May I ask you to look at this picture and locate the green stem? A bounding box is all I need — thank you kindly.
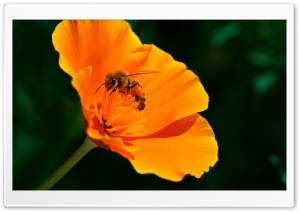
[37,137,98,190]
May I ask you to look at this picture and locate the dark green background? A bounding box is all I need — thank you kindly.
[13,20,286,190]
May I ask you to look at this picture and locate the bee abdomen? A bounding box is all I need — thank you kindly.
[138,101,146,111]
[137,97,146,111]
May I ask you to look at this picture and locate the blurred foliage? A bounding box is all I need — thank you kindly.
[13,20,286,190]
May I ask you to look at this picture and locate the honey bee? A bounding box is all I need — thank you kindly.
[94,71,158,110]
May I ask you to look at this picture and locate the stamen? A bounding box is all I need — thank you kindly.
[93,101,103,125]
[94,86,146,137]
[102,94,109,120]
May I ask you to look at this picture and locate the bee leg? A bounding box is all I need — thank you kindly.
[126,78,131,93]
[108,86,118,97]
[130,82,139,89]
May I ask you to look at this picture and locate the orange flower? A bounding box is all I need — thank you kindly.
[52,20,218,182]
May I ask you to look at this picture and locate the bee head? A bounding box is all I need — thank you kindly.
[105,74,118,90]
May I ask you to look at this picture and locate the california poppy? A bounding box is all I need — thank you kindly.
[52,20,218,182]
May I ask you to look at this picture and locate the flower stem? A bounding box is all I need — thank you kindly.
[37,137,98,190]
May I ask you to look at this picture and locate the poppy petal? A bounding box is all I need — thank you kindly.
[124,113,218,182]
[122,44,209,136]
[70,66,96,120]
[52,20,142,80]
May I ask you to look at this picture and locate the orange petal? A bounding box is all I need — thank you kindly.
[123,113,218,182]
[70,66,95,120]
[53,20,141,77]
[122,44,209,136]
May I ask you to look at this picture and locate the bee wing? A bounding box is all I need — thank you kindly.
[127,71,158,76]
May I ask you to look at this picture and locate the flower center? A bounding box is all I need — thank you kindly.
[94,88,146,137]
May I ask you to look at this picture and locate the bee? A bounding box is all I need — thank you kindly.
[94,71,158,110]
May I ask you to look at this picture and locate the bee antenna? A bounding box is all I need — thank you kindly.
[127,71,159,77]
[94,83,105,95]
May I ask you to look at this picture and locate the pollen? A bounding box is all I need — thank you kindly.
[94,89,146,137]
